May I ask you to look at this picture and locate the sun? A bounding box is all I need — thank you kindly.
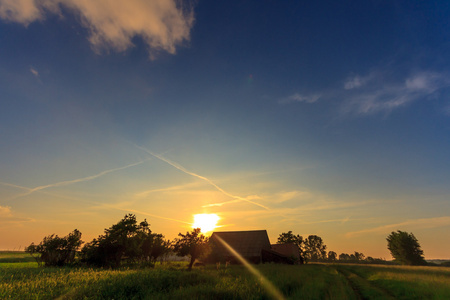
[192,214,220,233]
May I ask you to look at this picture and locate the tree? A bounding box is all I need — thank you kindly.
[173,228,210,271]
[386,230,426,265]
[354,251,365,261]
[339,253,350,261]
[81,214,167,267]
[304,235,327,262]
[149,234,171,262]
[328,251,337,261]
[25,229,83,266]
[277,231,304,264]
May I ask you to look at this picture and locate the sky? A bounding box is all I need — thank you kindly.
[1,0,450,259]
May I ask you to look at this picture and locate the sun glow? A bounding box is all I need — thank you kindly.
[192,214,220,233]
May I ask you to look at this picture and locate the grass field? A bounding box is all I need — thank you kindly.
[1,252,450,299]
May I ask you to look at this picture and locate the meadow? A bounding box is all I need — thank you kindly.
[1,252,450,299]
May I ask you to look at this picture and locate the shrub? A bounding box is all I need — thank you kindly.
[25,229,83,266]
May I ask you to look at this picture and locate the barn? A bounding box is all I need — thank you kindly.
[271,243,303,264]
[209,230,298,264]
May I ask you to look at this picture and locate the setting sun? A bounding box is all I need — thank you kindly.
[192,214,220,233]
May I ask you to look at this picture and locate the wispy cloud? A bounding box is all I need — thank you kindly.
[346,216,450,238]
[342,71,449,115]
[0,205,11,216]
[278,93,321,104]
[135,181,204,198]
[343,73,376,90]
[0,0,194,58]
[12,159,148,199]
[29,66,38,77]
[135,145,269,210]
[280,69,450,115]
[0,205,34,228]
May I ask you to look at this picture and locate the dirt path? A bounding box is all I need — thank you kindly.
[332,266,396,300]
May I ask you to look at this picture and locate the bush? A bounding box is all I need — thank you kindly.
[25,229,83,266]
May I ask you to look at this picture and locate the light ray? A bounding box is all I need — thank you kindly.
[214,235,285,300]
[135,145,268,210]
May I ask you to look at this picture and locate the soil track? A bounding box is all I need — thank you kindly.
[332,265,396,300]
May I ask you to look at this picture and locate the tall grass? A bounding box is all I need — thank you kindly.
[331,264,450,300]
[2,252,450,299]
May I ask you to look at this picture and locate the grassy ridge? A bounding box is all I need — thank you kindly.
[1,252,450,299]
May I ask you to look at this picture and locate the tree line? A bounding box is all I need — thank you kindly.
[276,230,426,266]
[25,214,427,270]
[26,214,210,270]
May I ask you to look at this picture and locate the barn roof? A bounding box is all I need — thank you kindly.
[271,243,301,261]
[210,230,271,258]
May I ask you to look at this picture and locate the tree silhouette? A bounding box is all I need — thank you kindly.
[277,231,304,264]
[304,235,327,262]
[173,228,210,271]
[386,230,426,265]
[25,229,83,266]
[81,214,168,267]
[327,251,337,261]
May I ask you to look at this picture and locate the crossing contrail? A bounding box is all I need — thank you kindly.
[135,145,269,210]
[10,159,149,200]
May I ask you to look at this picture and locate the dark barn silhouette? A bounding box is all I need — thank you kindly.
[209,230,298,264]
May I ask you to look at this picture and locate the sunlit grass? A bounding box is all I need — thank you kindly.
[2,252,450,299]
[332,263,450,300]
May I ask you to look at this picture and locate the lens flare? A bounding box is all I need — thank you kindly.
[192,214,220,233]
[214,235,285,300]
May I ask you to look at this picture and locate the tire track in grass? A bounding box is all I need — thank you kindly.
[333,267,363,300]
[333,265,396,300]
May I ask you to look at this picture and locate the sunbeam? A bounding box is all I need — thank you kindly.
[214,235,285,300]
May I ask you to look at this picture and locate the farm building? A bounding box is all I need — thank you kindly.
[209,230,298,264]
[271,243,303,264]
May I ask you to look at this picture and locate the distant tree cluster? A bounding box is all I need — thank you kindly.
[26,214,209,270]
[277,232,388,265]
[80,214,171,267]
[276,231,327,263]
[26,214,172,268]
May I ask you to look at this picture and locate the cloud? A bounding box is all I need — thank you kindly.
[0,0,42,25]
[0,205,34,227]
[344,75,364,90]
[280,69,449,115]
[342,71,450,115]
[279,93,321,104]
[346,216,450,238]
[0,205,11,216]
[135,145,269,210]
[0,0,195,58]
[29,66,38,77]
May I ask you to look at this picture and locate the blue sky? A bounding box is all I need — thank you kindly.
[1,0,450,259]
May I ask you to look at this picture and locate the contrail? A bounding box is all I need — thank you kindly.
[11,159,149,199]
[0,181,32,191]
[135,145,269,210]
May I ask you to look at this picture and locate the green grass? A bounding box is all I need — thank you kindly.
[330,263,450,300]
[1,252,450,299]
